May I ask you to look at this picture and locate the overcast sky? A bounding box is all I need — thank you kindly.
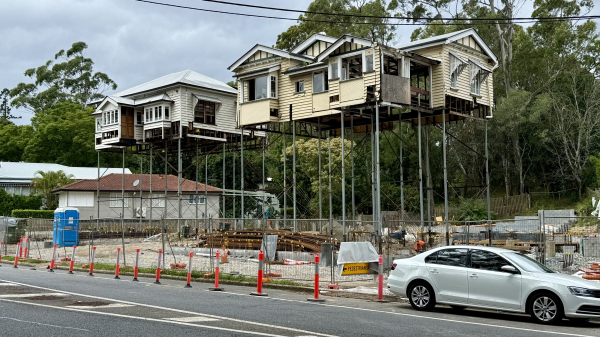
[1,0,597,125]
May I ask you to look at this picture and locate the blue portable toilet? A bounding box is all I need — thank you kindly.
[53,207,80,247]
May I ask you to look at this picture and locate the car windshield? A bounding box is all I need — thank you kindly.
[503,253,554,273]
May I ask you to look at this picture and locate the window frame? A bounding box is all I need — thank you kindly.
[295,80,305,93]
[430,248,469,267]
[151,193,165,207]
[188,195,206,205]
[194,99,217,125]
[246,75,269,102]
[144,104,171,123]
[340,50,366,81]
[109,193,130,208]
[313,71,329,94]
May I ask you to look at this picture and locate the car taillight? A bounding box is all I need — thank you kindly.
[391,263,397,270]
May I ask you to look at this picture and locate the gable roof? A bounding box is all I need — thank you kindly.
[0,162,131,185]
[228,44,313,71]
[53,174,220,193]
[113,70,237,97]
[291,33,338,54]
[316,34,374,62]
[397,28,498,64]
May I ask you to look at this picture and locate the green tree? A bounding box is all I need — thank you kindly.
[22,102,96,167]
[10,42,117,113]
[0,123,34,162]
[0,88,21,124]
[226,81,238,89]
[275,0,398,51]
[31,170,74,210]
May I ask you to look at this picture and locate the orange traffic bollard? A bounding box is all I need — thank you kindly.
[307,253,325,302]
[209,251,223,291]
[250,250,267,296]
[155,250,163,284]
[68,246,77,274]
[133,249,140,281]
[89,247,96,276]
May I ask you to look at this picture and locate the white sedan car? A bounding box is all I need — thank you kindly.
[387,245,600,324]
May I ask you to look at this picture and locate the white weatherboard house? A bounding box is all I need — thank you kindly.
[91,70,240,150]
[0,162,130,196]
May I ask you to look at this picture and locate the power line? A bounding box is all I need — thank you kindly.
[194,0,600,23]
[132,0,584,26]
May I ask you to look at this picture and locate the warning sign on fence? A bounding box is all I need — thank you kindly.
[341,263,370,275]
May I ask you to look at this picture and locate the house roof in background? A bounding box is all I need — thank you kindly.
[112,69,237,98]
[0,162,131,182]
[52,174,220,193]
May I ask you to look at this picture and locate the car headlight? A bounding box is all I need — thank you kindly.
[568,286,597,297]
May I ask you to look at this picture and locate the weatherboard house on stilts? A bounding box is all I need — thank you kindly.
[228,28,497,242]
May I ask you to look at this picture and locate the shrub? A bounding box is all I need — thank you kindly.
[0,189,43,216]
[11,209,54,219]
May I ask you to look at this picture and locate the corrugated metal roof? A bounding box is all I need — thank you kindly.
[0,162,131,182]
[53,174,220,193]
[112,70,237,97]
[396,29,472,49]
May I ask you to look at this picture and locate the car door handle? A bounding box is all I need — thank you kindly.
[430,269,439,274]
[469,273,478,279]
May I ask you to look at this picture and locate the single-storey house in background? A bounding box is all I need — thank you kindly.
[0,162,130,196]
[52,174,221,220]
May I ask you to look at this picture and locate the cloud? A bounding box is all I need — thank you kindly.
[0,0,312,124]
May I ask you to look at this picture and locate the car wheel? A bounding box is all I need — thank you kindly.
[408,282,436,311]
[450,305,466,311]
[529,293,563,324]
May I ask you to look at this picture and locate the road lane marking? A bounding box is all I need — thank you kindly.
[0,279,338,337]
[0,283,18,286]
[0,293,68,298]
[65,303,135,309]
[166,316,220,322]
[0,298,287,337]
[0,316,90,332]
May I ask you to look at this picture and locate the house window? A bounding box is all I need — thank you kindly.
[188,195,206,204]
[330,62,338,79]
[96,118,102,132]
[450,53,467,89]
[402,57,411,78]
[110,193,130,208]
[247,75,268,101]
[329,95,340,103]
[102,110,120,127]
[313,71,328,93]
[152,193,165,207]
[136,111,142,125]
[383,55,399,76]
[365,54,374,72]
[270,108,279,117]
[295,80,304,93]
[194,100,216,124]
[341,55,363,80]
[67,192,94,207]
[165,107,170,119]
[469,61,490,96]
[270,76,277,98]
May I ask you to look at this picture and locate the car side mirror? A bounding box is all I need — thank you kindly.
[501,265,519,274]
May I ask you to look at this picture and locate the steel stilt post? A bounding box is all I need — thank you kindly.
[418,112,424,233]
[283,123,287,228]
[163,141,167,268]
[351,115,355,221]
[375,103,382,254]
[196,144,199,226]
[400,120,404,220]
[485,120,492,247]
[293,121,297,232]
[233,142,236,229]
[318,118,322,222]
[222,144,226,218]
[149,148,153,231]
[205,153,208,224]
[241,128,244,229]
[341,111,346,238]
[443,109,449,245]
[178,137,182,236]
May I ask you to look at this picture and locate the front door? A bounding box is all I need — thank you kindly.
[425,248,469,303]
[468,249,522,310]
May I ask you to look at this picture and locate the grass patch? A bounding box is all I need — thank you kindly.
[1,256,47,264]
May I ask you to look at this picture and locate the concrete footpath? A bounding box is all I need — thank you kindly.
[0,265,598,337]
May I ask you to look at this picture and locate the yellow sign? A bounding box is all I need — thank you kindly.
[342,263,370,275]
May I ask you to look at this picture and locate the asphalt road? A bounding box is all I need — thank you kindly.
[0,264,599,337]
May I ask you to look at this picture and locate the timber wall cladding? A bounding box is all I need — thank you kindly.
[240,99,270,126]
[340,77,364,103]
[414,46,445,107]
[312,92,329,113]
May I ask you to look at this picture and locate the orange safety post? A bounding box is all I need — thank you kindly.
[133,249,140,281]
[68,246,77,274]
[251,250,268,296]
[209,251,223,291]
[155,250,163,285]
[13,243,20,268]
[377,254,386,302]
[49,244,57,272]
[307,253,325,302]
[89,246,96,276]
[0,241,3,266]
[115,248,121,279]
[23,237,29,259]
[19,236,23,258]
[185,252,193,288]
